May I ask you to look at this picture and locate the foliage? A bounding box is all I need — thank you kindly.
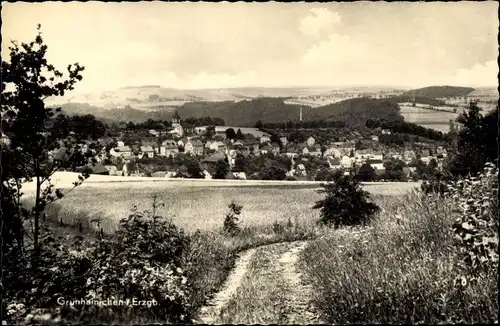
[225,127,236,140]
[214,158,230,179]
[447,102,498,178]
[314,168,343,181]
[186,159,204,179]
[258,161,287,180]
[382,159,407,181]
[223,201,243,236]
[366,118,446,141]
[401,86,475,99]
[312,175,380,227]
[1,25,97,257]
[356,163,376,181]
[3,197,192,324]
[450,163,498,273]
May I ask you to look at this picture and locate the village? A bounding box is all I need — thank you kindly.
[47,111,449,181]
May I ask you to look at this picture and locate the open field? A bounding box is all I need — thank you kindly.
[21,172,419,234]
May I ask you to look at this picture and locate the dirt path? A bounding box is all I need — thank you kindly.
[195,241,323,325]
[195,248,257,324]
[278,241,324,324]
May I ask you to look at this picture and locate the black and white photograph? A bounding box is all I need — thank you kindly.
[1,1,498,324]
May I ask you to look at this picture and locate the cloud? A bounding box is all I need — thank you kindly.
[440,60,498,87]
[299,8,341,37]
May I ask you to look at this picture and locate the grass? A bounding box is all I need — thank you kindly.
[217,244,292,324]
[18,181,421,323]
[23,181,418,234]
[300,190,498,324]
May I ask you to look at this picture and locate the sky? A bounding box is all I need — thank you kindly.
[2,1,498,93]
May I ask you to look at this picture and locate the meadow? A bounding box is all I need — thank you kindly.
[37,179,419,234]
[398,104,460,133]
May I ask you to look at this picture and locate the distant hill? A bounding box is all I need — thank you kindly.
[176,98,306,126]
[310,98,404,127]
[54,97,405,128]
[402,86,475,99]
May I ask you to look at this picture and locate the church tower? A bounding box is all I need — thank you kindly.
[171,111,184,137]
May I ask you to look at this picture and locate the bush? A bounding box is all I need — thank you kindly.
[450,163,498,273]
[223,201,243,236]
[3,199,192,324]
[312,175,380,227]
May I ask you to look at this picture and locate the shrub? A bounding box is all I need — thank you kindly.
[3,198,192,325]
[223,201,243,236]
[312,174,380,227]
[450,163,498,273]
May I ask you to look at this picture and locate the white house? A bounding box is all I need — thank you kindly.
[260,135,271,144]
[139,146,155,159]
[110,146,132,158]
[117,141,125,147]
[149,129,160,137]
[341,155,353,168]
[306,136,315,147]
[372,150,384,161]
[366,159,385,170]
[327,156,342,170]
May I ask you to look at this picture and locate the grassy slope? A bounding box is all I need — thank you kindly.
[300,191,498,324]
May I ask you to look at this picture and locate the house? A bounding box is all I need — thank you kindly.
[372,150,383,161]
[366,159,385,170]
[421,149,431,164]
[296,164,307,176]
[122,154,137,162]
[306,136,315,147]
[203,152,227,164]
[117,141,125,147]
[104,165,118,175]
[260,135,271,144]
[185,140,204,156]
[327,157,342,170]
[403,150,416,161]
[381,129,391,135]
[160,144,179,157]
[149,129,160,137]
[280,136,288,148]
[355,149,372,162]
[242,139,260,155]
[85,163,110,175]
[177,137,189,148]
[371,135,379,142]
[341,155,352,168]
[110,146,132,158]
[285,146,300,158]
[210,141,227,153]
[139,146,155,159]
[260,145,273,155]
[270,142,280,155]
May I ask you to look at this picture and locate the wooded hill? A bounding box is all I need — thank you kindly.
[55,97,405,128]
[401,86,475,99]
